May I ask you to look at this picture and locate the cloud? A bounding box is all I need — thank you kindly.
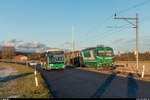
[0,39,71,53]
[60,42,72,48]
[0,41,4,46]
[1,39,51,53]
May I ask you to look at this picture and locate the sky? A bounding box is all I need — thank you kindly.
[0,0,150,53]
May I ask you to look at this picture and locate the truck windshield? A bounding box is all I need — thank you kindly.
[48,52,64,64]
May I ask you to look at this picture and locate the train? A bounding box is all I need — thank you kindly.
[80,45,114,68]
[65,50,81,67]
[65,45,114,69]
[40,45,114,70]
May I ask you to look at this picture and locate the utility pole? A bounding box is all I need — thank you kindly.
[136,13,139,72]
[72,25,75,66]
[72,25,75,52]
[114,13,139,71]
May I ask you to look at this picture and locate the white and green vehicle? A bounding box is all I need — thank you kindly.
[40,49,66,70]
[80,46,114,69]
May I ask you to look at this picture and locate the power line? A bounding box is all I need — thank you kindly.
[118,0,150,14]
[142,15,150,19]
[78,15,113,42]
[140,15,150,23]
[109,15,150,47]
[78,0,150,45]
[80,24,131,45]
[81,23,130,42]
[78,23,127,44]
[79,16,149,49]
[78,0,150,50]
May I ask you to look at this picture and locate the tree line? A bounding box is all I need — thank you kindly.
[0,46,40,60]
[115,51,150,61]
[0,46,150,61]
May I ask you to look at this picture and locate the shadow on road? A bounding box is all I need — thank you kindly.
[127,73,138,98]
[36,65,75,72]
[90,72,119,98]
[0,72,33,82]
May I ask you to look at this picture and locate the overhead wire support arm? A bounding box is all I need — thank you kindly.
[114,14,136,27]
[123,19,136,27]
[113,13,139,72]
[114,17,136,20]
[114,18,136,27]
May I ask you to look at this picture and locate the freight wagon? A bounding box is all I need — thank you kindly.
[65,51,81,67]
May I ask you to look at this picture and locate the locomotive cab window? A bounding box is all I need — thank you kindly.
[83,51,91,57]
[97,50,105,56]
[106,50,113,56]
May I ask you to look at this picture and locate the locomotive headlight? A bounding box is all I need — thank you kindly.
[62,65,66,69]
[105,57,112,59]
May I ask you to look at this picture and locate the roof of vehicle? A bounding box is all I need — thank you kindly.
[81,46,113,51]
[47,49,64,52]
[31,60,36,62]
[81,47,96,51]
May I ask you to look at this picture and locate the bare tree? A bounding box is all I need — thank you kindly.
[115,51,150,61]
[0,50,1,59]
[27,52,41,60]
[1,46,16,59]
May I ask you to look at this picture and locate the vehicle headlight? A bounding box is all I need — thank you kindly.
[105,57,112,59]
[62,65,66,68]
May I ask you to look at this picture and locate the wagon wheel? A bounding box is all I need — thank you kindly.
[103,64,110,70]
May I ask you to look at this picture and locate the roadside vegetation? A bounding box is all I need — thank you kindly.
[0,63,52,98]
[115,51,150,61]
[77,61,150,82]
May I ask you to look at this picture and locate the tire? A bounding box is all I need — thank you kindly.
[81,64,86,67]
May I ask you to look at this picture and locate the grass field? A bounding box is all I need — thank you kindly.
[77,61,150,82]
[0,63,52,98]
[114,61,150,74]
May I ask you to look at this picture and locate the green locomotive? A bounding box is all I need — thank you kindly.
[80,46,114,68]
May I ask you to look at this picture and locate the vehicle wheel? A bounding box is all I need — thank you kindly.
[81,64,86,67]
[110,66,115,70]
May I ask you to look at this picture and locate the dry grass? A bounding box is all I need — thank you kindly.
[0,59,41,64]
[77,61,150,82]
[0,63,52,98]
